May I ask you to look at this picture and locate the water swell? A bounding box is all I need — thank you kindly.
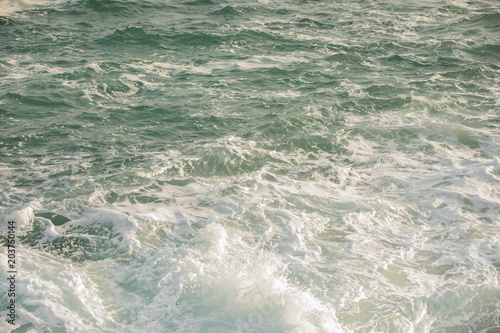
[1,0,500,331]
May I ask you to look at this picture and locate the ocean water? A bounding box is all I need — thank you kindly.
[1,0,499,332]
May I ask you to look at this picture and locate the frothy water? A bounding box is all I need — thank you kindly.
[1,0,499,332]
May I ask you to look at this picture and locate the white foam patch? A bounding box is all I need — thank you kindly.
[2,120,498,331]
[2,58,65,81]
[128,55,309,77]
[60,209,141,255]
[209,55,309,72]
[0,0,499,330]
[3,204,40,236]
[0,0,51,16]
[125,222,346,332]
[0,248,122,332]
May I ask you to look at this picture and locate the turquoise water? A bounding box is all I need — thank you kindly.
[1,0,499,332]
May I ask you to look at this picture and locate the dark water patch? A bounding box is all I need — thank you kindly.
[257,116,307,139]
[74,111,110,124]
[3,128,78,154]
[231,30,313,52]
[376,47,470,69]
[263,20,293,31]
[298,0,326,3]
[238,65,299,76]
[183,0,214,5]
[462,28,483,37]
[434,56,468,67]
[7,91,75,109]
[169,31,225,47]
[264,17,336,33]
[8,174,48,188]
[469,12,500,30]
[47,58,88,69]
[75,21,93,28]
[325,52,362,64]
[383,54,429,67]
[359,95,412,112]
[294,17,335,30]
[454,81,495,96]
[431,40,471,53]
[274,8,294,15]
[1,92,24,101]
[361,41,431,55]
[36,212,71,226]
[12,128,83,155]
[366,127,421,146]
[128,106,191,123]
[162,178,197,187]
[470,44,500,58]
[207,5,242,18]
[77,0,172,14]
[437,5,469,15]
[44,124,82,139]
[441,66,489,80]
[441,11,500,37]
[96,105,248,145]
[97,26,163,47]
[0,16,14,25]
[171,115,248,143]
[365,84,409,98]
[334,100,373,116]
[282,135,336,154]
[1,30,90,56]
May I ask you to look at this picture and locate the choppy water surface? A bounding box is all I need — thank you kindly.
[1,0,499,332]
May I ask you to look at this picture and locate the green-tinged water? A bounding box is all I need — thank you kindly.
[1,0,499,332]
